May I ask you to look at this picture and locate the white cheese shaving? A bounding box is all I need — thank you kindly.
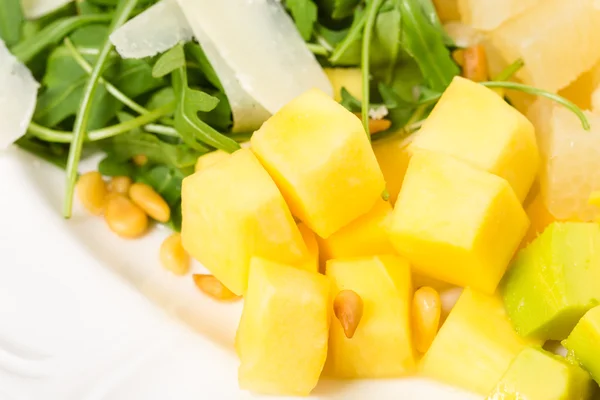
[0,40,39,150]
[368,105,389,120]
[175,0,333,114]
[21,0,73,20]
[109,0,193,59]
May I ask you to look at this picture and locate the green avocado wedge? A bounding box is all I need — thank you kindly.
[502,222,600,341]
[564,305,600,385]
[486,347,593,400]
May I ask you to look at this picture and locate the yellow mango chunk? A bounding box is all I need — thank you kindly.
[194,149,230,173]
[317,199,395,262]
[324,68,363,102]
[520,186,557,249]
[181,149,306,295]
[251,89,385,238]
[236,257,330,396]
[389,151,529,294]
[297,223,319,272]
[372,135,412,205]
[411,77,538,202]
[421,288,542,395]
[324,255,414,378]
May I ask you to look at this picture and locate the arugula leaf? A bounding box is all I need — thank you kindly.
[317,0,360,20]
[418,0,454,46]
[397,0,459,92]
[11,14,112,64]
[185,42,223,91]
[285,0,318,41]
[0,0,23,47]
[329,7,365,65]
[98,156,135,176]
[198,90,233,131]
[339,87,362,112]
[152,42,186,78]
[15,137,69,169]
[370,4,402,83]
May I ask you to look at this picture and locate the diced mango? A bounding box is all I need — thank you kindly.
[372,135,412,205]
[503,223,600,341]
[389,151,529,294]
[251,88,385,238]
[297,223,319,272]
[324,68,363,102]
[194,150,230,173]
[316,199,395,262]
[486,347,593,400]
[563,305,600,384]
[433,0,460,22]
[236,257,330,395]
[181,149,306,295]
[411,76,538,202]
[421,288,541,395]
[324,255,414,378]
[520,184,557,249]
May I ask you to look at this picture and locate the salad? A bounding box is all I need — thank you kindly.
[3,0,600,398]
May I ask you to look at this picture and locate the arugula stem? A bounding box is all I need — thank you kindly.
[28,103,175,143]
[330,9,366,64]
[493,58,525,82]
[361,0,385,139]
[63,0,139,218]
[64,38,149,116]
[481,81,590,130]
[306,43,329,56]
[144,124,179,137]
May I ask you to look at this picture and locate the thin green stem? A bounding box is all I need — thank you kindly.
[63,0,139,218]
[330,9,366,64]
[144,124,179,137]
[361,0,385,139]
[306,43,329,56]
[493,58,525,82]
[481,81,590,130]
[64,38,149,115]
[28,103,175,143]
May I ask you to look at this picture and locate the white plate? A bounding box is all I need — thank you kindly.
[0,147,480,400]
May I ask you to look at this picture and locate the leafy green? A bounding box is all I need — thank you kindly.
[318,0,361,20]
[285,0,318,41]
[152,42,186,78]
[0,0,24,46]
[417,0,454,46]
[15,137,69,169]
[98,156,135,176]
[11,14,112,63]
[64,0,141,218]
[185,42,223,91]
[397,0,459,92]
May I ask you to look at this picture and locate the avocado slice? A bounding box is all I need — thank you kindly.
[564,305,600,385]
[502,222,600,340]
[486,347,593,400]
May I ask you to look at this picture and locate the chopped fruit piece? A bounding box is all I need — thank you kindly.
[194,150,230,173]
[486,347,593,400]
[503,222,600,341]
[251,89,385,238]
[458,0,541,31]
[589,191,600,207]
[389,151,529,294]
[181,149,307,295]
[489,0,600,92]
[558,61,600,111]
[411,76,538,201]
[433,0,460,22]
[532,103,600,221]
[421,288,541,395]
[520,185,557,249]
[297,223,319,272]
[236,257,330,396]
[564,305,600,384]
[324,255,414,378]
[372,135,412,205]
[316,199,395,262]
[324,68,363,102]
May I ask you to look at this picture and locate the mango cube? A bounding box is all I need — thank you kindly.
[251,88,385,238]
[411,76,538,202]
[324,255,414,378]
[324,68,363,102]
[194,149,230,173]
[503,222,600,341]
[236,257,330,395]
[317,199,395,262]
[372,135,412,205]
[421,288,541,395]
[564,305,600,384]
[389,151,529,294]
[486,347,593,400]
[181,149,306,295]
[297,223,319,272]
